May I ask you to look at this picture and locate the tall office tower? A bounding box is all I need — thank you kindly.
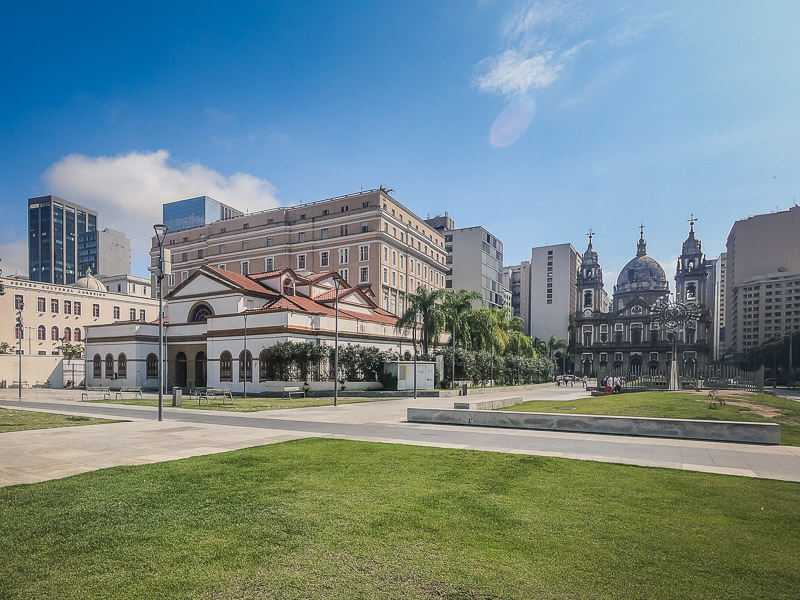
[28,196,97,285]
[78,228,132,278]
[712,253,727,360]
[151,188,447,315]
[162,196,244,233]
[425,215,505,308]
[725,206,800,358]
[529,243,580,342]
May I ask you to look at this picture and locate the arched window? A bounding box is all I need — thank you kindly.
[38,325,46,340]
[14,323,23,340]
[105,354,114,379]
[686,283,696,300]
[190,303,213,323]
[146,353,158,379]
[220,351,233,382]
[584,290,592,308]
[259,349,269,382]
[282,277,295,296]
[631,326,643,345]
[239,350,252,382]
[64,327,71,342]
[583,331,592,346]
[93,354,102,378]
[51,326,59,341]
[118,353,127,378]
[74,328,82,342]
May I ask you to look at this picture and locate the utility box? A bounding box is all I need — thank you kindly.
[172,388,182,406]
[384,361,436,391]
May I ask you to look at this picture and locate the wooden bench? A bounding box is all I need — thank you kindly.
[282,386,305,399]
[112,386,143,400]
[81,386,111,401]
[197,388,234,406]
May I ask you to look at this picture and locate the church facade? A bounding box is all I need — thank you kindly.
[571,223,713,378]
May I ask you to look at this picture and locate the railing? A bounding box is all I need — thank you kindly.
[604,364,763,392]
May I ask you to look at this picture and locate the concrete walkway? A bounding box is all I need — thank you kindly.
[1,386,799,487]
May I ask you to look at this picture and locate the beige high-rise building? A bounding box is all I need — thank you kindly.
[725,206,800,356]
[150,188,447,315]
[529,244,580,342]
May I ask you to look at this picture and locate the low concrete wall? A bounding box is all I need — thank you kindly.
[454,397,523,410]
[407,408,781,445]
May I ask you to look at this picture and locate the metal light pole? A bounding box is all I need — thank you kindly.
[451,319,456,389]
[153,224,169,421]
[243,311,248,398]
[413,309,418,399]
[16,305,23,400]
[334,279,340,406]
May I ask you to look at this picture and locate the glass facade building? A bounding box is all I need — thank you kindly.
[29,196,97,284]
[162,196,243,233]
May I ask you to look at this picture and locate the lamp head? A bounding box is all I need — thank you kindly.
[153,224,169,245]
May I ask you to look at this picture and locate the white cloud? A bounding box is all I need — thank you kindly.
[0,236,28,277]
[475,50,563,97]
[44,150,279,270]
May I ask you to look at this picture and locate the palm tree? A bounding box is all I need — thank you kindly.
[441,289,481,386]
[548,335,568,375]
[395,286,444,355]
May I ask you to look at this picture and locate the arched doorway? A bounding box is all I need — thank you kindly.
[629,357,642,376]
[582,359,592,377]
[175,352,188,388]
[195,351,207,387]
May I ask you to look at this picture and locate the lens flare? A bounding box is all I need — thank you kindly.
[489,98,535,148]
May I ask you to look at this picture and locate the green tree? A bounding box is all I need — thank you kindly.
[56,339,83,359]
[396,286,445,355]
[0,341,11,354]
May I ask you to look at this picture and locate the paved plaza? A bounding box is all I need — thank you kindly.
[1,385,799,487]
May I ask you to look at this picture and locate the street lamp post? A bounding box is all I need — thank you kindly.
[243,311,248,398]
[16,305,23,400]
[333,278,340,407]
[412,309,418,399]
[153,224,169,421]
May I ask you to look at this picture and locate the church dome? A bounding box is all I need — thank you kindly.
[615,230,668,294]
[73,268,107,292]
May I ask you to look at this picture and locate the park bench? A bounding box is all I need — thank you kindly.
[81,386,111,401]
[12,380,29,389]
[111,386,143,400]
[197,387,233,406]
[33,381,52,388]
[282,386,305,399]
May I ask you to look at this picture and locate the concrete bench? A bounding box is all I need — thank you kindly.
[112,387,143,400]
[197,388,233,406]
[81,387,111,401]
[282,386,305,399]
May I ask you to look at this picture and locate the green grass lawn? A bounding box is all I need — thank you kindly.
[0,407,120,433]
[502,391,800,446]
[89,395,386,412]
[0,439,798,599]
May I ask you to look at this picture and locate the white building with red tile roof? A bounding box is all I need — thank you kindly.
[85,265,415,392]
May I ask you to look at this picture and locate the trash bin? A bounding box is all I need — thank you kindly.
[461,383,468,396]
[172,389,182,406]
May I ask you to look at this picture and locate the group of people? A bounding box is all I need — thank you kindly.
[554,375,588,388]
[601,375,622,395]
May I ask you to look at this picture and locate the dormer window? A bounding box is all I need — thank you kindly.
[631,305,643,315]
[283,277,295,296]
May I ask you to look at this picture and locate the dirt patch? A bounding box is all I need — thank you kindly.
[723,401,782,419]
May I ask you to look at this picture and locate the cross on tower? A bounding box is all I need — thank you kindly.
[688,213,698,232]
[639,223,645,238]
[587,228,594,245]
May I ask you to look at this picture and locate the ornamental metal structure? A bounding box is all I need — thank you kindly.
[652,297,701,391]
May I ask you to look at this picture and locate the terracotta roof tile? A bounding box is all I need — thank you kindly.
[206,266,276,295]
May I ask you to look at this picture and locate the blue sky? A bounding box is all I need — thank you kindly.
[1,0,799,285]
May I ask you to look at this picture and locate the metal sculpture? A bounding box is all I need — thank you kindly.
[652,297,701,391]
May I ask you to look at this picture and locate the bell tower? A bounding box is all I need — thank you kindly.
[576,230,609,315]
[675,215,706,305]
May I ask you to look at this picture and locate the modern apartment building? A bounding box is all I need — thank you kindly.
[529,244,580,342]
[77,228,131,278]
[28,196,98,285]
[503,261,531,333]
[425,215,504,308]
[162,196,244,233]
[150,188,447,315]
[706,252,727,360]
[725,206,800,356]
